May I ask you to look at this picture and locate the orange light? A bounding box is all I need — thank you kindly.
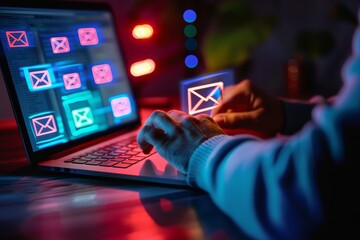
[132,24,153,39]
[130,59,155,77]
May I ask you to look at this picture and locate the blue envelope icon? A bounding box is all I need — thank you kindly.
[72,107,94,128]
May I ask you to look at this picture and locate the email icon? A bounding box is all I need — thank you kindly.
[92,64,113,84]
[187,82,223,115]
[72,107,94,128]
[78,28,99,46]
[32,114,58,137]
[50,36,70,54]
[111,96,132,118]
[29,70,52,90]
[6,31,29,48]
[63,73,81,90]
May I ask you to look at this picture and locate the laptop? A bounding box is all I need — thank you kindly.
[0,2,187,186]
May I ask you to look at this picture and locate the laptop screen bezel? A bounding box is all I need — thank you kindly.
[0,1,141,165]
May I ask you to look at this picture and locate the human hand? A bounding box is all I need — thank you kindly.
[137,110,225,173]
[211,80,284,136]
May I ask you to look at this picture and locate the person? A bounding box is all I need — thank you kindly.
[137,14,360,240]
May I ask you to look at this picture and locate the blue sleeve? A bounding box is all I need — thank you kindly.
[186,75,360,239]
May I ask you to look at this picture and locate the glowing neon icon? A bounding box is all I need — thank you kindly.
[6,31,29,48]
[63,73,81,90]
[92,64,113,84]
[72,107,94,128]
[32,114,58,137]
[111,95,132,118]
[78,28,99,46]
[29,69,52,90]
[187,82,223,115]
[50,37,70,54]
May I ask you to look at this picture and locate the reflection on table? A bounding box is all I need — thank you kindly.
[0,120,248,239]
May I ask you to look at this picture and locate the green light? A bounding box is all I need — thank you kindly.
[184,25,197,38]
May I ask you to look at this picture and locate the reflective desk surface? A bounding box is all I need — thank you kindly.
[0,117,248,240]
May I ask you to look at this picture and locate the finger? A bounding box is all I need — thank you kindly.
[213,110,262,130]
[145,110,179,136]
[137,125,166,154]
[167,110,189,122]
[211,82,250,116]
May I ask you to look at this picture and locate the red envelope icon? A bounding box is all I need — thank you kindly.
[78,28,99,46]
[50,37,70,54]
[6,31,29,48]
[32,114,58,137]
[187,82,223,115]
[92,64,113,84]
[29,70,52,89]
[63,73,81,90]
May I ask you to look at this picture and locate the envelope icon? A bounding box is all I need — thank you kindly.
[72,107,94,128]
[6,31,29,48]
[63,73,81,90]
[78,28,99,46]
[29,70,52,89]
[50,37,70,54]
[187,82,224,115]
[92,64,113,84]
[111,96,132,118]
[32,114,58,137]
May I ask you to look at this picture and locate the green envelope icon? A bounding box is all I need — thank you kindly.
[72,107,94,128]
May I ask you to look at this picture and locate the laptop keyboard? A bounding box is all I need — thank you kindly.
[64,136,155,169]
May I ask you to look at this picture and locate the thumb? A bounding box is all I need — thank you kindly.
[213,112,260,130]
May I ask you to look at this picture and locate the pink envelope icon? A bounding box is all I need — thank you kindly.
[111,96,132,117]
[50,37,70,54]
[6,31,29,48]
[32,114,58,137]
[78,28,99,46]
[29,70,52,89]
[92,64,113,84]
[63,73,81,90]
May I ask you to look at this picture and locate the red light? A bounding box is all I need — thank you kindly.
[130,59,155,77]
[132,24,153,39]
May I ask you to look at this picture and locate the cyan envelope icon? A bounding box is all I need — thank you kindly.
[72,107,94,128]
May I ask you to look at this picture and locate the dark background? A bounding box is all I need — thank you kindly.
[1,0,359,118]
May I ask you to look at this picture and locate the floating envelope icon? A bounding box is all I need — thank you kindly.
[29,70,52,90]
[187,82,223,115]
[32,114,58,137]
[63,73,81,90]
[50,36,70,54]
[72,107,94,128]
[78,28,99,46]
[92,64,113,84]
[6,31,29,48]
[111,96,132,118]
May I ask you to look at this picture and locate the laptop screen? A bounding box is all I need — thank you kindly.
[0,5,139,152]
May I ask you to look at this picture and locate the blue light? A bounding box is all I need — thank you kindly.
[185,55,198,68]
[183,9,197,23]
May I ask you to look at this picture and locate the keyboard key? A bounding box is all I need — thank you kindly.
[72,159,88,164]
[129,156,146,161]
[85,160,103,165]
[126,151,141,155]
[99,160,119,167]
[122,159,139,164]
[108,152,121,156]
[119,154,132,159]
[102,155,115,159]
[64,158,76,163]
[113,162,132,168]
